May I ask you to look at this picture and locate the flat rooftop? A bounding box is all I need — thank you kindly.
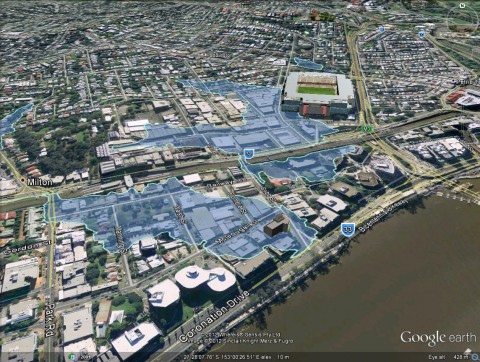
[147,279,180,307]
[1,334,37,362]
[63,306,93,344]
[234,251,273,279]
[111,322,161,361]
[174,265,236,292]
[1,257,39,293]
[284,72,354,104]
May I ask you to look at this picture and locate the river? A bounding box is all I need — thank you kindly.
[216,180,480,356]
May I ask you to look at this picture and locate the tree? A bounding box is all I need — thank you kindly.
[86,264,100,284]
[127,292,142,305]
[98,254,107,266]
[157,245,167,255]
[259,172,274,191]
[112,295,126,307]
[92,301,100,316]
[274,185,290,194]
[109,321,125,336]
[37,301,46,315]
[314,182,329,194]
[138,313,149,322]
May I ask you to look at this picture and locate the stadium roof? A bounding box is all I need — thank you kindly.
[284,72,354,104]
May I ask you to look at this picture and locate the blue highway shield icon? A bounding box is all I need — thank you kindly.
[244,149,255,160]
[341,223,355,237]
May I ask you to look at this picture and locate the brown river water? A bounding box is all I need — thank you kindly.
[215,180,480,356]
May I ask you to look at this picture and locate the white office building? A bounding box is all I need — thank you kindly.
[147,279,180,308]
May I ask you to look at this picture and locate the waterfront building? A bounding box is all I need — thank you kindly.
[264,213,290,237]
[111,322,161,361]
[174,265,236,292]
[147,279,181,308]
[233,251,274,280]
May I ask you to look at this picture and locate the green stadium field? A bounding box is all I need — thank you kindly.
[297,86,336,95]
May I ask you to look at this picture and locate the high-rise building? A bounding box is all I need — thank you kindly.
[263,213,290,237]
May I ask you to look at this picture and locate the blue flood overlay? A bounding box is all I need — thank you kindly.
[46,178,317,259]
[115,80,336,154]
[45,80,356,258]
[0,104,34,149]
[294,58,337,73]
[293,57,325,71]
[241,145,355,183]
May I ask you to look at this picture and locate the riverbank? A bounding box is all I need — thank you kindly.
[213,188,480,354]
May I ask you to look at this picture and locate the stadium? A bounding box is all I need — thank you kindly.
[281,71,355,119]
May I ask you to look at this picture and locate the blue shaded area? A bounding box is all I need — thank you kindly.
[115,80,335,154]
[242,146,355,183]
[47,178,317,259]
[293,58,325,71]
[0,104,34,149]
[47,80,355,259]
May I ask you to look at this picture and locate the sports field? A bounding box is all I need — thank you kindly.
[297,86,336,95]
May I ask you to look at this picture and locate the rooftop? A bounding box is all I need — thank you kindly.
[284,72,354,104]
[63,306,93,344]
[1,334,37,362]
[316,194,348,213]
[206,267,237,292]
[175,265,210,289]
[147,279,181,307]
[9,298,38,316]
[330,182,359,198]
[1,257,39,293]
[183,173,202,185]
[234,251,273,279]
[174,265,236,291]
[111,322,161,361]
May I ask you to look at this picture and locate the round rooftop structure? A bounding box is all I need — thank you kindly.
[175,265,209,289]
[174,265,237,292]
[207,267,236,292]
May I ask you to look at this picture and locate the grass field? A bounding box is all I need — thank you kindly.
[297,86,336,95]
